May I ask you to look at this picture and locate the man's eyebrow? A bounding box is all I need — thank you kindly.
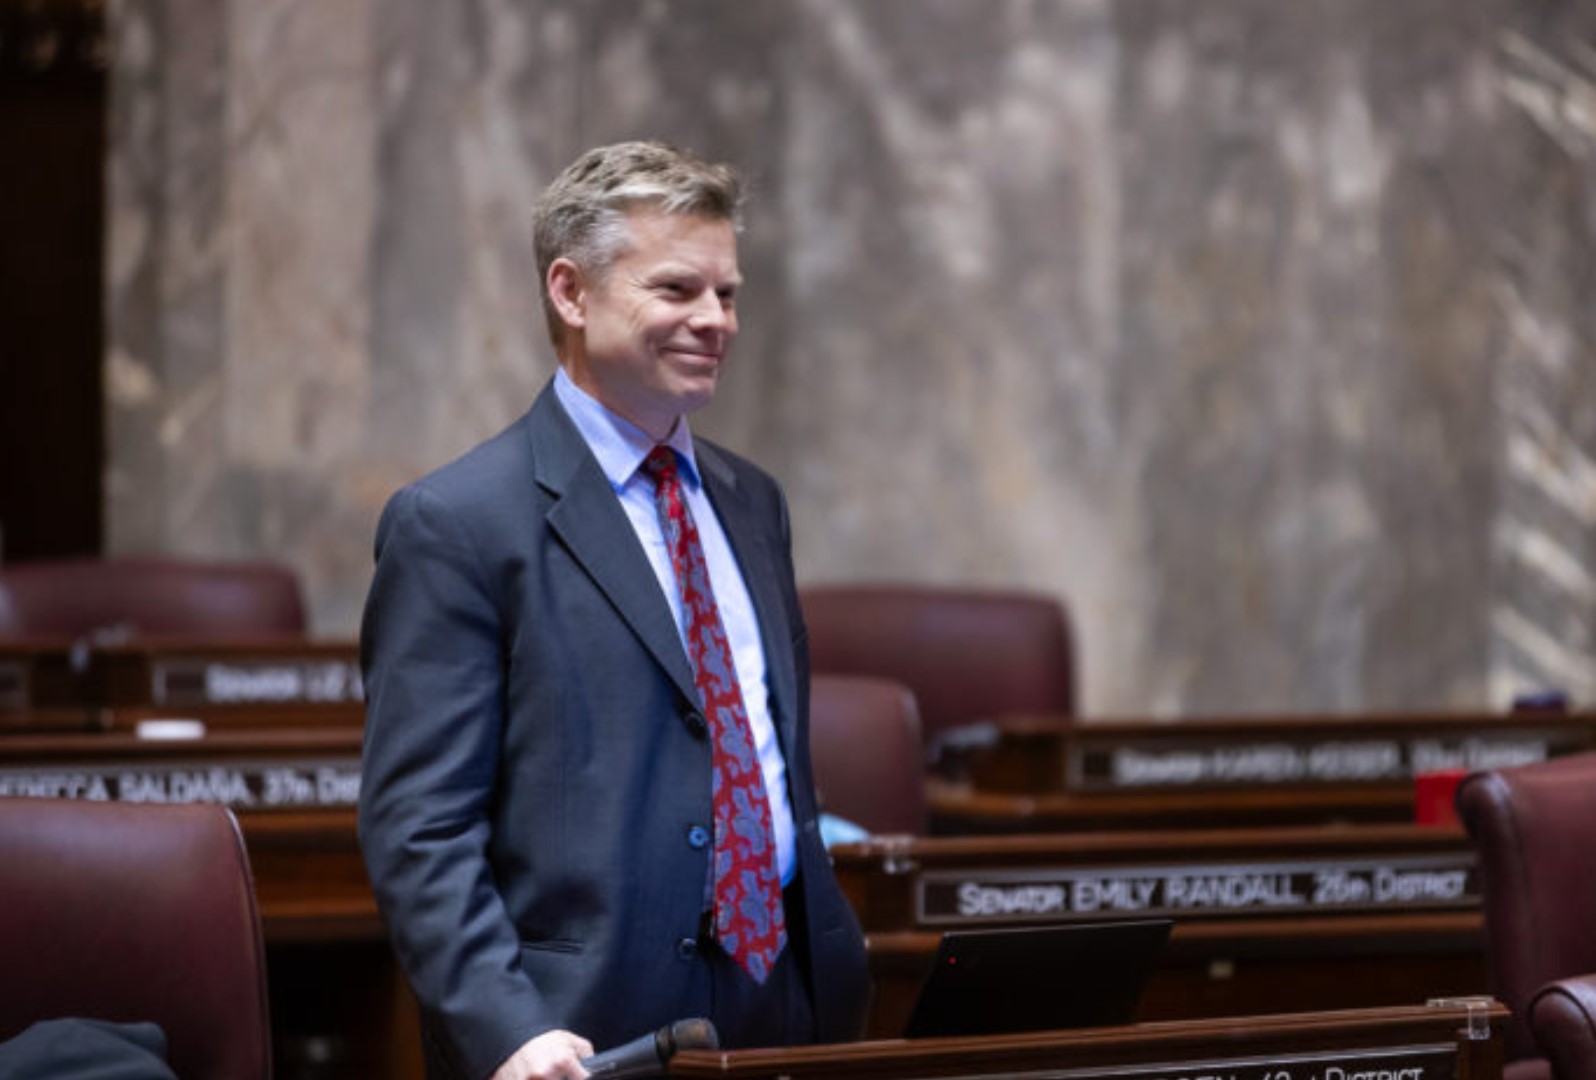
[641,262,698,279]
[644,263,743,287]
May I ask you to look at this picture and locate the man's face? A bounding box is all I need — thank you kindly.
[561,209,742,440]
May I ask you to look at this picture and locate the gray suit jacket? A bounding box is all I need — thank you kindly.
[358,381,870,1080]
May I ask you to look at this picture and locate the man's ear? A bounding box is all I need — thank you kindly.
[547,258,586,332]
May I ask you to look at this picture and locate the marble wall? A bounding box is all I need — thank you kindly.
[105,0,1596,717]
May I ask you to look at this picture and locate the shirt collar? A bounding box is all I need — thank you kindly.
[553,367,701,490]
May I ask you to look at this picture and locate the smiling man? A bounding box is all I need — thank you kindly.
[358,142,870,1080]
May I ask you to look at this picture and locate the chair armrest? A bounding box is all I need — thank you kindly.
[1529,973,1596,1080]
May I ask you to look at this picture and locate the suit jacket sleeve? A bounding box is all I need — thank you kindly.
[358,481,558,1080]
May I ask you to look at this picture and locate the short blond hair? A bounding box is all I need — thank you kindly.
[533,141,744,345]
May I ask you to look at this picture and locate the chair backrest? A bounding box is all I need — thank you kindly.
[1455,751,1596,1063]
[1529,974,1596,1080]
[810,674,928,835]
[801,584,1075,742]
[0,797,272,1080]
[0,556,307,640]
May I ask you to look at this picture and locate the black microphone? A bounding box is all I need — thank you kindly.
[579,1018,720,1079]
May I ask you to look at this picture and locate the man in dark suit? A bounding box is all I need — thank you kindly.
[358,141,871,1080]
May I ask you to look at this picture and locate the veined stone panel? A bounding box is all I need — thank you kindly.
[1117,0,1504,712]
[105,0,1596,715]
[1488,1,1596,707]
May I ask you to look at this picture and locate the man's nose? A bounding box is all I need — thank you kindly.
[688,293,734,334]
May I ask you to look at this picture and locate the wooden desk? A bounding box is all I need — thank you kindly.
[0,639,365,734]
[831,825,1489,1040]
[1,648,1536,1076]
[930,711,1596,832]
[668,1000,1508,1080]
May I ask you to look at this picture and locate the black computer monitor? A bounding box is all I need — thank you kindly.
[902,918,1174,1039]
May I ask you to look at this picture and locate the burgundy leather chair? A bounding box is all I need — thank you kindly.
[0,797,271,1079]
[810,674,927,835]
[1529,975,1596,1080]
[0,556,306,640]
[800,584,1075,745]
[1456,752,1596,1080]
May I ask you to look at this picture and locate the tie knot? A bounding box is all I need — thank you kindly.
[644,445,678,485]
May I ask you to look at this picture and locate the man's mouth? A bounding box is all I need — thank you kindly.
[664,346,721,363]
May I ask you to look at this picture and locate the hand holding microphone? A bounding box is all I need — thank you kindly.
[579,1018,720,1079]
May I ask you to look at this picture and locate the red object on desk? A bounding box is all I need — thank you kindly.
[1414,768,1468,826]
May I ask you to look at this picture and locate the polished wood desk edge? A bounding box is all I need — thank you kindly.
[0,727,363,755]
[864,910,1484,956]
[835,821,1469,861]
[0,637,353,652]
[973,710,1596,735]
[927,774,1424,803]
[667,1001,1509,1075]
[927,777,1418,813]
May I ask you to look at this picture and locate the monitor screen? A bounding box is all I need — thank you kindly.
[902,918,1173,1039]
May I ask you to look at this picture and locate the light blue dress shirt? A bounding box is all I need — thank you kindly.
[554,369,797,886]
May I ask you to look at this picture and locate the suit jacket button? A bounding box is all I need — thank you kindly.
[676,937,699,960]
[683,710,708,738]
[686,824,710,850]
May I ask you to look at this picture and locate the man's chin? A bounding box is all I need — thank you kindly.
[670,374,721,414]
[675,390,718,417]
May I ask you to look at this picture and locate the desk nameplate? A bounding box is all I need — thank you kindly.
[151,657,364,709]
[0,756,362,810]
[952,1042,1456,1080]
[917,854,1478,926]
[1069,729,1581,792]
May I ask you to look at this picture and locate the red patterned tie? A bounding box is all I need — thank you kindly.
[644,446,787,983]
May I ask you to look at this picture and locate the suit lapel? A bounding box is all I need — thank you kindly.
[526,382,799,744]
[528,386,700,705]
[697,442,800,752]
